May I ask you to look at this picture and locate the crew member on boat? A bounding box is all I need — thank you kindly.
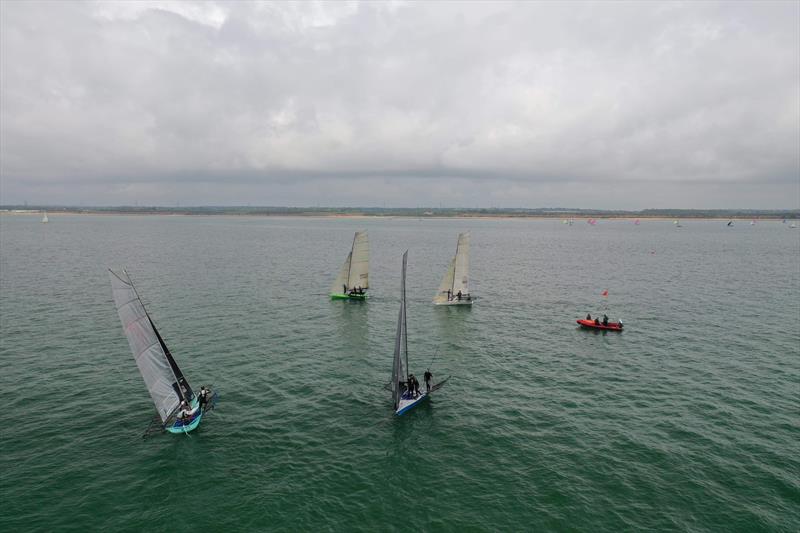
[424,369,432,393]
[409,374,420,398]
[602,315,609,326]
[178,401,198,421]
[198,386,210,411]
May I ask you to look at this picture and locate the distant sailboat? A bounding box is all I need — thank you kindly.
[330,231,369,300]
[750,219,756,226]
[727,220,734,227]
[433,232,472,306]
[41,211,48,223]
[674,219,682,228]
[391,251,447,416]
[634,219,640,225]
[109,269,213,435]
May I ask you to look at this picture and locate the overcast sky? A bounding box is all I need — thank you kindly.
[1,1,798,208]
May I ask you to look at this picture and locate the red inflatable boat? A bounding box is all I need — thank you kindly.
[576,319,623,331]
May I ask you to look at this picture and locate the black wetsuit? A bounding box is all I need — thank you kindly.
[424,371,432,392]
[198,389,209,410]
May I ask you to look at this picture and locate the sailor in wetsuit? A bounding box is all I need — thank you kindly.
[602,314,609,326]
[198,386,210,411]
[424,369,432,393]
[178,401,198,422]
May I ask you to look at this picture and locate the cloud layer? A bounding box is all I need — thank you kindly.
[1,1,798,208]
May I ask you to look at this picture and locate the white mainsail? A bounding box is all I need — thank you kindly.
[330,231,369,293]
[433,259,456,304]
[109,269,189,423]
[330,252,352,294]
[391,251,409,411]
[452,232,469,294]
[433,232,470,303]
[348,231,369,289]
[41,212,48,223]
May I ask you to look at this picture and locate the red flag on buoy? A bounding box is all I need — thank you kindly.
[601,289,608,297]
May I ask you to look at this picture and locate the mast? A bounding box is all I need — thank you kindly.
[110,269,188,422]
[449,232,470,297]
[346,232,357,289]
[402,251,409,381]
[450,238,460,294]
[125,270,190,407]
[391,251,409,410]
[149,317,192,402]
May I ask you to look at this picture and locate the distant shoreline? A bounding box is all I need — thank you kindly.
[2,208,797,221]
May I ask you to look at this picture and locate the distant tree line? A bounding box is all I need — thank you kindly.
[2,205,798,219]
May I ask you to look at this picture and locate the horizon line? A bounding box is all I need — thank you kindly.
[2,205,798,214]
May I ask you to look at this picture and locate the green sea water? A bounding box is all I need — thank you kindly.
[1,214,798,531]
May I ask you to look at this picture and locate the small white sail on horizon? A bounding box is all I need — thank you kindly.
[330,231,369,296]
[41,211,48,223]
[433,232,472,305]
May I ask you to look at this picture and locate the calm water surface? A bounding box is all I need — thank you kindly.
[1,214,798,531]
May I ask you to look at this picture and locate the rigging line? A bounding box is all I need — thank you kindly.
[426,345,440,370]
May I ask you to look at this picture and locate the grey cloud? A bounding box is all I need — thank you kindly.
[1,0,798,208]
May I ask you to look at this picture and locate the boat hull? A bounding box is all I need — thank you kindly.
[330,293,367,300]
[395,391,429,416]
[434,299,473,306]
[576,319,623,332]
[165,399,203,434]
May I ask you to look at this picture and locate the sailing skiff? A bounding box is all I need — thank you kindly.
[109,269,212,434]
[330,231,369,300]
[433,232,473,305]
[391,251,448,415]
